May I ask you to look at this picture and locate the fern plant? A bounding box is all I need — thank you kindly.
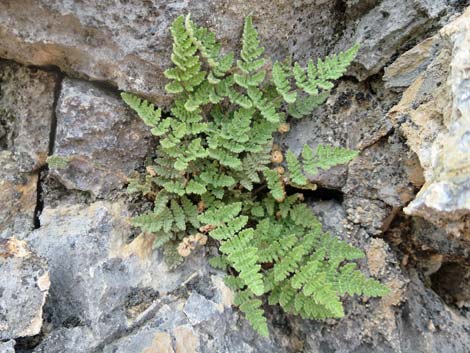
[122,14,388,337]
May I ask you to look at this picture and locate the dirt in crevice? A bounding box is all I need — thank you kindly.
[383,212,470,309]
[32,73,63,229]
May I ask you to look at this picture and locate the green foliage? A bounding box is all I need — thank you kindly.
[122,14,387,337]
[302,144,359,176]
[46,155,70,169]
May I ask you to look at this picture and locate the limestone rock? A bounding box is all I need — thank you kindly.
[282,80,393,190]
[301,200,470,353]
[50,78,152,197]
[343,134,421,208]
[387,8,470,237]
[25,200,298,352]
[0,60,58,171]
[25,201,194,339]
[0,0,341,105]
[0,151,38,237]
[0,340,15,353]
[0,238,50,340]
[344,196,394,235]
[335,0,451,80]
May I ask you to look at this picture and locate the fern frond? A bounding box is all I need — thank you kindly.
[164,15,205,92]
[302,144,359,176]
[286,151,307,186]
[239,298,269,337]
[237,16,265,74]
[272,62,297,103]
[287,92,329,119]
[263,169,285,202]
[224,275,245,290]
[336,263,390,297]
[199,202,242,226]
[170,199,186,231]
[208,255,229,270]
[121,93,162,127]
[180,196,200,228]
[186,179,207,195]
[209,216,249,240]
[247,86,282,123]
[293,44,359,96]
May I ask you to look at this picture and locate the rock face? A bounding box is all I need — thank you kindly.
[0,1,469,353]
[335,0,452,80]
[0,340,15,353]
[0,238,50,340]
[0,60,58,237]
[0,0,342,104]
[387,7,470,237]
[0,60,58,172]
[23,201,295,353]
[0,151,38,237]
[50,78,152,197]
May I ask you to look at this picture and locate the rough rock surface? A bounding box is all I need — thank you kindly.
[0,341,15,353]
[282,80,395,190]
[0,1,463,104]
[23,201,294,353]
[0,60,58,171]
[50,78,152,197]
[0,0,341,104]
[0,238,50,340]
[0,151,38,237]
[335,0,454,80]
[298,200,470,353]
[387,7,470,237]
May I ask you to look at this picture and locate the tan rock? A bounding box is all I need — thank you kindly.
[173,326,199,353]
[387,8,470,237]
[366,238,389,276]
[142,332,174,353]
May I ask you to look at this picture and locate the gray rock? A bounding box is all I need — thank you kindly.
[183,292,219,325]
[0,151,37,237]
[282,80,394,190]
[344,133,421,208]
[0,60,58,171]
[302,200,470,353]
[335,0,451,80]
[410,217,470,260]
[0,0,341,105]
[31,327,96,353]
[0,340,15,353]
[0,238,50,340]
[24,200,219,351]
[102,279,295,353]
[344,196,393,235]
[50,78,151,197]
